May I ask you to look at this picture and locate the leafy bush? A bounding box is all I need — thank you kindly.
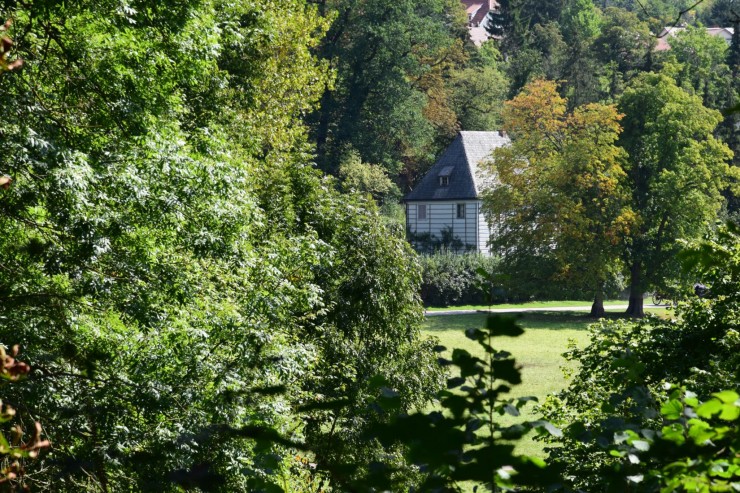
[0,3,441,491]
[419,252,501,306]
[498,252,628,302]
[608,386,740,492]
[541,222,740,491]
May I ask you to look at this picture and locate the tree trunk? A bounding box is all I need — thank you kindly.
[625,260,644,317]
[590,285,605,318]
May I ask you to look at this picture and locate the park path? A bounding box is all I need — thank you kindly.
[425,304,668,316]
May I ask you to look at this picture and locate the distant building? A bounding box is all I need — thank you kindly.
[462,0,495,27]
[404,131,509,254]
[461,0,498,46]
[655,26,735,51]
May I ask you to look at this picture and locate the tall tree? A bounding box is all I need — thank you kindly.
[618,72,736,317]
[661,25,731,109]
[310,0,469,187]
[503,21,568,98]
[482,79,634,316]
[594,7,655,98]
[724,14,740,214]
[559,0,604,106]
[698,0,740,25]
[603,0,694,30]
[487,0,565,55]
[448,42,509,131]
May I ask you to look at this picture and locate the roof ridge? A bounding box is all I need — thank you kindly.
[460,132,479,196]
[403,131,509,202]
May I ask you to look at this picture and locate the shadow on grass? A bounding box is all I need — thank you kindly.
[422,310,639,333]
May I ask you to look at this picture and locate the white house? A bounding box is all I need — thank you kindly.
[655,26,735,51]
[461,0,497,46]
[404,131,509,254]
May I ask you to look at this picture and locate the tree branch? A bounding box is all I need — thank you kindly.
[656,0,708,38]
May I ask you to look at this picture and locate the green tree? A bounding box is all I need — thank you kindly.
[503,22,568,98]
[559,0,604,106]
[310,0,469,187]
[594,7,655,98]
[724,15,740,215]
[338,148,399,204]
[661,25,732,109]
[0,1,442,490]
[486,0,565,55]
[618,72,735,317]
[448,42,510,132]
[698,0,740,26]
[482,79,634,316]
[603,0,694,31]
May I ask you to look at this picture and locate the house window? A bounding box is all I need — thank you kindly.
[418,204,427,220]
[438,165,453,187]
[457,203,466,219]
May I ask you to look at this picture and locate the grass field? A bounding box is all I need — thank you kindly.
[421,309,669,459]
[425,299,629,311]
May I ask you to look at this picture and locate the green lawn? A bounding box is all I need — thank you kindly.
[421,309,668,460]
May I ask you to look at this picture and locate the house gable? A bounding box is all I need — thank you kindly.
[404,131,509,202]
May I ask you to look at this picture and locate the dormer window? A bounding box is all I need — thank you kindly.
[438,166,453,187]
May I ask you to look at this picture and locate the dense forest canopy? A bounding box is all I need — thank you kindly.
[0,0,738,491]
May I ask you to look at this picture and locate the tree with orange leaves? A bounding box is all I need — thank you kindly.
[481,79,635,316]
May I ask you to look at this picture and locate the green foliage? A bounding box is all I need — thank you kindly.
[0,1,442,491]
[603,0,694,30]
[698,0,740,26]
[609,387,740,492]
[449,42,509,131]
[418,252,501,307]
[542,222,740,491]
[487,0,565,54]
[594,7,655,97]
[295,191,446,491]
[561,0,602,43]
[661,25,732,109]
[559,0,605,106]
[338,147,400,206]
[483,79,633,315]
[311,0,470,183]
[618,72,736,315]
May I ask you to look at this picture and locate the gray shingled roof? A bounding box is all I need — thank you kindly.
[404,131,510,202]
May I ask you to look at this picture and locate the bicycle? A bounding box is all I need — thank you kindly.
[651,291,677,306]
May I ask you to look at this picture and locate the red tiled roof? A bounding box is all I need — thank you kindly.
[460,0,498,27]
[462,0,483,15]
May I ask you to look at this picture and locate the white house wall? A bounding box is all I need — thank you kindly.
[476,202,491,255]
[407,201,489,253]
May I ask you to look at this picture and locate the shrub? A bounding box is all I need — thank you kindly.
[418,252,501,306]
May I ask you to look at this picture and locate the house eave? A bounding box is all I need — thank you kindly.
[403,196,480,203]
